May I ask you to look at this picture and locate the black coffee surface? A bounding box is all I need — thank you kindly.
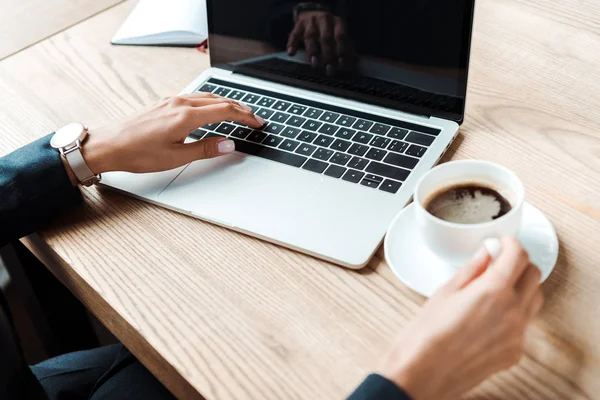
[424,184,512,224]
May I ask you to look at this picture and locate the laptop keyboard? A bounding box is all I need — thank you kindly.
[189,79,441,194]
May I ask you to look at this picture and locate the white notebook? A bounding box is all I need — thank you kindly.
[112,0,207,46]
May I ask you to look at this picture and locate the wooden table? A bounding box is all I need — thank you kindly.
[1,0,599,399]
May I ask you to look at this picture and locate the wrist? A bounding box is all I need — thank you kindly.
[379,347,432,400]
[81,128,115,174]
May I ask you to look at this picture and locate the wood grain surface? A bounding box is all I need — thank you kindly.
[1,0,600,399]
[0,0,125,60]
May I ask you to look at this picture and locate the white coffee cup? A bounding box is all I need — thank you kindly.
[413,160,525,266]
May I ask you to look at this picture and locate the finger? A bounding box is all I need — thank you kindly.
[515,263,542,304]
[178,137,236,163]
[304,17,320,67]
[180,95,253,112]
[334,18,349,62]
[486,237,530,287]
[526,291,544,319]
[287,21,305,55]
[318,14,336,68]
[442,246,492,293]
[186,103,264,130]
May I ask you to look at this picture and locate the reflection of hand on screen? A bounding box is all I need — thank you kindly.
[286,11,356,75]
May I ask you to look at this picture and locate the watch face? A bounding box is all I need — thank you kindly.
[51,122,86,149]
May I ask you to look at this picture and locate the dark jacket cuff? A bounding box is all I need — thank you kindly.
[0,134,83,247]
[348,374,412,400]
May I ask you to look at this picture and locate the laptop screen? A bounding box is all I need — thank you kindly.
[206,0,475,123]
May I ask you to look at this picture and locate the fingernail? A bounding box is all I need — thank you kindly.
[238,102,252,112]
[255,115,266,125]
[483,238,502,260]
[311,56,318,67]
[326,64,334,76]
[217,139,235,154]
[287,47,294,54]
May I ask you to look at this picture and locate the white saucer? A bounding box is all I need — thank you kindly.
[384,202,559,297]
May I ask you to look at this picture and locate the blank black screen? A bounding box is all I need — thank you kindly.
[207,0,475,123]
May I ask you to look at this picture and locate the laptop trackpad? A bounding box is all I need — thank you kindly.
[157,152,390,266]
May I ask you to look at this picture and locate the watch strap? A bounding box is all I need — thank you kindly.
[64,145,100,186]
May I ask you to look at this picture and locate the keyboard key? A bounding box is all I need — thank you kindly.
[189,129,207,140]
[247,130,267,143]
[313,148,334,161]
[199,83,217,92]
[273,100,291,111]
[331,139,351,152]
[227,90,246,100]
[406,131,435,146]
[320,111,340,123]
[370,136,391,149]
[324,165,347,178]
[215,123,236,135]
[272,112,291,123]
[365,148,387,161]
[364,174,383,184]
[336,128,356,140]
[388,140,409,153]
[248,104,260,113]
[231,127,253,139]
[388,127,409,139]
[353,132,373,144]
[205,132,226,138]
[302,120,323,131]
[242,93,261,104]
[370,123,391,135]
[263,135,284,147]
[379,179,402,194]
[405,144,427,158]
[264,122,285,135]
[366,162,410,182]
[336,115,357,127]
[330,152,351,166]
[203,122,220,130]
[348,157,369,170]
[360,178,381,189]
[304,108,323,119]
[296,143,317,156]
[232,139,307,167]
[298,131,318,143]
[348,143,369,156]
[264,135,284,147]
[214,87,231,97]
[318,123,339,136]
[384,152,419,169]
[302,159,328,173]
[280,139,300,152]
[281,126,301,138]
[256,108,275,120]
[289,104,307,115]
[353,119,373,131]
[342,170,365,184]
[257,97,276,107]
[287,115,307,127]
[315,134,334,147]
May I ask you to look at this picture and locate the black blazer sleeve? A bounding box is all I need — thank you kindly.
[348,374,412,400]
[0,134,83,248]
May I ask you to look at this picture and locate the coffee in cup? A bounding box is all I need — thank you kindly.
[423,183,513,225]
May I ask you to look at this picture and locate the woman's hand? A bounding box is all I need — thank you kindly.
[381,238,543,400]
[82,93,264,174]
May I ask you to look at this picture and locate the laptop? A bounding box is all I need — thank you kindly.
[101,0,475,269]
